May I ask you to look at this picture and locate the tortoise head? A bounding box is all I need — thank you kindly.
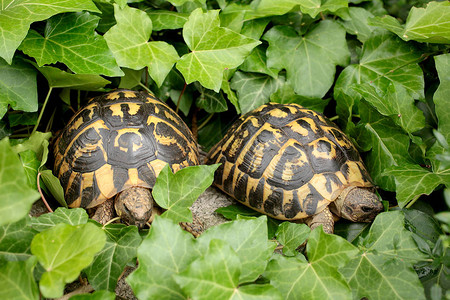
[115,186,153,228]
[335,186,383,223]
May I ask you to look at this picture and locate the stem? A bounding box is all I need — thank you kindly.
[328,115,339,121]
[197,113,215,131]
[176,83,187,114]
[37,173,53,213]
[102,216,121,228]
[139,82,152,93]
[32,87,53,134]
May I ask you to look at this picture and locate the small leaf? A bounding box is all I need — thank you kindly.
[119,68,144,89]
[340,7,375,43]
[0,0,99,63]
[152,164,220,223]
[20,12,123,76]
[369,1,450,44]
[263,21,349,98]
[39,170,67,208]
[240,45,278,78]
[231,71,285,114]
[0,217,36,262]
[434,54,450,143]
[126,216,200,300]
[198,216,276,283]
[0,257,39,300]
[31,223,106,298]
[270,83,330,113]
[0,138,40,226]
[104,5,179,86]
[176,8,260,92]
[85,224,142,292]
[18,150,40,190]
[275,222,310,256]
[196,88,228,113]
[31,208,88,232]
[0,58,37,119]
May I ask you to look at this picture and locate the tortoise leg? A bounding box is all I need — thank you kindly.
[309,206,334,234]
[92,198,115,225]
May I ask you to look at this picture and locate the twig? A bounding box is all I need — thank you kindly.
[176,83,187,114]
[32,87,53,134]
[37,172,53,213]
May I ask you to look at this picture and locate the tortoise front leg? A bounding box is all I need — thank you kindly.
[309,206,334,234]
[92,198,115,225]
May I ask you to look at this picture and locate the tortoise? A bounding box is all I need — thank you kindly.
[206,103,383,233]
[53,90,199,228]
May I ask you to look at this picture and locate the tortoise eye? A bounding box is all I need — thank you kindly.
[361,206,373,213]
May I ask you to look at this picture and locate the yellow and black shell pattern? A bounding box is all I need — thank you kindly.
[206,103,374,220]
[54,90,199,209]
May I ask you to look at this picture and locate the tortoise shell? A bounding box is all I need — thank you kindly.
[206,103,374,220]
[54,90,199,209]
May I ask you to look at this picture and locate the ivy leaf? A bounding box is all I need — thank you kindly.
[384,164,450,207]
[147,10,189,31]
[0,138,40,226]
[152,164,219,223]
[0,58,37,119]
[104,5,179,87]
[263,21,349,98]
[240,45,278,78]
[31,208,88,232]
[270,83,330,113]
[19,12,122,76]
[196,87,228,113]
[18,150,40,190]
[369,1,450,44]
[434,54,450,143]
[126,216,200,300]
[31,223,106,298]
[0,217,36,262]
[353,82,425,134]
[176,8,260,92]
[175,239,281,300]
[275,222,310,256]
[334,31,424,126]
[69,290,115,300]
[39,170,67,208]
[198,216,276,283]
[231,71,285,114]
[356,103,413,191]
[33,64,111,90]
[119,68,144,89]
[85,224,142,292]
[0,0,99,63]
[340,211,427,300]
[340,7,375,43]
[0,257,39,300]
[265,227,358,300]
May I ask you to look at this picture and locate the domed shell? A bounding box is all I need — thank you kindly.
[206,103,373,220]
[54,90,199,209]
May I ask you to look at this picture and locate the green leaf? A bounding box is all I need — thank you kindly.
[104,5,179,87]
[240,45,278,78]
[126,216,200,300]
[353,82,425,134]
[356,103,413,191]
[85,224,142,292]
[198,216,276,283]
[11,132,52,159]
[275,222,310,256]
[0,217,35,262]
[31,223,106,298]
[270,83,330,113]
[19,12,122,76]
[196,88,228,113]
[176,8,260,92]
[265,227,358,300]
[8,112,37,127]
[0,257,39,300]
[175,239,281,300]
[119,68,144,89]
[340,211,427,300]
[231,71,285,114]
[0,138,40,226]
[147,10,189,31]
[369,1,450,44]
[434,54,450,144]
[152,164,219,223]
[0,0,99,63]
[334,30,424,126]
[69,290,115,300]
[39,170,67,208]
[340,7,375,43]
[384,164,450,207]
[0,58,37,119]
[263,21,349,98]
[18,150,40,190]
[33,64,111,90]
[31,208,88,232]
